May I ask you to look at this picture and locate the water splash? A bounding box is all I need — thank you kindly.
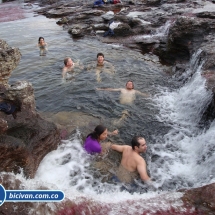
[35,130,120,195]
[151,49,214,190]
[135,21,173,40]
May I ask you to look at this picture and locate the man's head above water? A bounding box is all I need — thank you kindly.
[97,52,104,65]
[126,80,134,90]
[131,136,147,153]
[64,57,74,67]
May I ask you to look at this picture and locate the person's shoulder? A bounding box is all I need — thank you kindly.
[121,88,128,92]
[136,154,146,164]
[124,145,132,151]
[62,67,67,72]
[87,135,98,142]
[104,60,111,64]
[123,145,131,148]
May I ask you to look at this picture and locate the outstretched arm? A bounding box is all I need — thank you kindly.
[111,144,126,153]
[96,88,122,92]
[135,90,150,97]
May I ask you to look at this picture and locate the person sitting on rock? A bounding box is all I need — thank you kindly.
[103,20,121,37]
[93,0,104,7]
[112,0,121,4]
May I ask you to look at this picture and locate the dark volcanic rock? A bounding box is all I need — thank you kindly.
[181,183,215,214]
[0,40,61,178]
[0,39,21,86]
[153,14,215,64]
[0,81,61,178]
[196,11,215,19]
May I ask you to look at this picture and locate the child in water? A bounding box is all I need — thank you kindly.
[37,37,48,56]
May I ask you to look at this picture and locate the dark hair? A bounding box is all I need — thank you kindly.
[87,125,107,140]
[64,57,71,66]
[131,136,142,150]
[126,80,134,89]
[38,37,44,43]
[97,53,104,58]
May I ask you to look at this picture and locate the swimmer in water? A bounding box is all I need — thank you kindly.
[110,136,151,183]
[86,53,115,82]
[97,80,149,105]
[37,37,48,56]
[62,57,83,79]
[84,124,118,154]
[62,57,75,79]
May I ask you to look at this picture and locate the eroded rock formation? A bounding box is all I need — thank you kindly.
[0,39,61,178]
[0,39,21,86]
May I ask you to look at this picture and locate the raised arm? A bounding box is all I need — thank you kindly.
[108,129,119,136]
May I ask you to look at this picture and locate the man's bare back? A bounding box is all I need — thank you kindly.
[111,137,151,182]
[120,145,144,171]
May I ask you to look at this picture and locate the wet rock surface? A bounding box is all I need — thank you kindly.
[0,40,61,178]
[0,39,21,86]
[1,0,215,214]
[32,0,215,214]
[34,0,215,123]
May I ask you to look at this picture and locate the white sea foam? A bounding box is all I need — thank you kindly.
[151,50,215,189]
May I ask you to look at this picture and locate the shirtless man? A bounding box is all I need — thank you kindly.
[97,80,149,105]
[111,136,151,183]
[62,57,75,79]
[87,53,115,82]
[97,52,105,66]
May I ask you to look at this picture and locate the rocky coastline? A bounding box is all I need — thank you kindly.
[1,0,215,214]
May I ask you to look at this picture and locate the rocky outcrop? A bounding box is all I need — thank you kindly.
[0,39,21,86]
[0,40,61,178]
[181,183,215,214]
[155,16,215,65]
[1,171,215,214]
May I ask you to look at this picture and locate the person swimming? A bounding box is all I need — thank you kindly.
[62,57,83,80]
[37,37,48,56]
[86,53,115,82]
[62,57,75,79]
[84,124,118,154]
[97,80,149,105]
[110,136,151,183]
